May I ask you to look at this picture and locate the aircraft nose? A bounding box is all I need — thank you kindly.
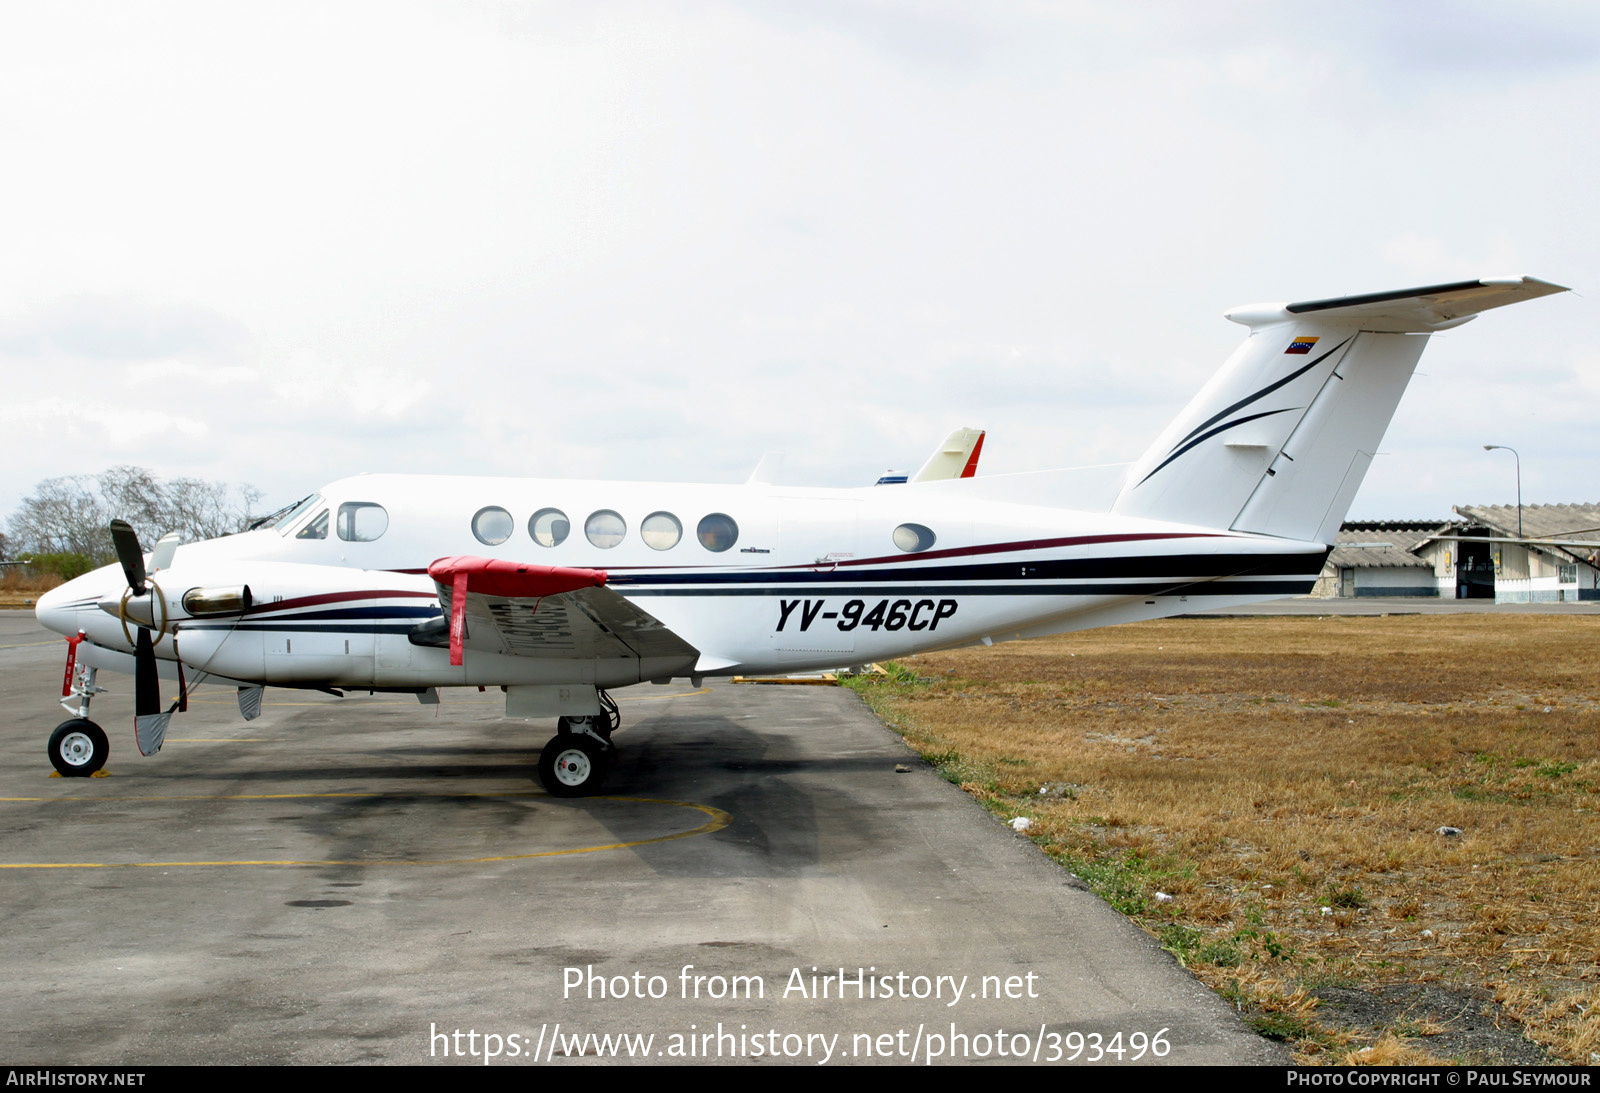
[34,570,109,638]
[34,583,78,637]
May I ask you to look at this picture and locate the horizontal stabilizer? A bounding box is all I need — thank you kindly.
[1227,276,1568,333]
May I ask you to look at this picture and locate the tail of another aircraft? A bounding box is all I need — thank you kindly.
[911,427,985,482]
[1112,277,1566,544]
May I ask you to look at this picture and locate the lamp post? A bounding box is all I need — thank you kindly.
[1483,444,1523,538]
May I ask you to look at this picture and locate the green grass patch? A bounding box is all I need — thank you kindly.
[1043,844,1195,918]
[1326,885,1368,910]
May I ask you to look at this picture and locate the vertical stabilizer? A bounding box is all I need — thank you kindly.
[911,427,986,482]
[1112,277,1566,543]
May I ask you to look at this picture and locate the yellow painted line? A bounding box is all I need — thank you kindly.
[732,675,838,685]
[623,687,712,701]
[166,738,269,743]
[0,639,61,650]
[0,795,730,869]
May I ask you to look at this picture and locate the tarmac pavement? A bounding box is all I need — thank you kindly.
[0,610,1285,1066]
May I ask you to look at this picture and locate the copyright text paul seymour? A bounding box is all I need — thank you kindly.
[1287,1074,1589,1087]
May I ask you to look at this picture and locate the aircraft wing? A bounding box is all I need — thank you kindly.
[425,556,700,670]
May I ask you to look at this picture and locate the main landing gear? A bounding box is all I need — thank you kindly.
[50,658,109,777]
[537,691,621,798]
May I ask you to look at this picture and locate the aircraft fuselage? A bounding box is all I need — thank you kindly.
[37,472,1327,690]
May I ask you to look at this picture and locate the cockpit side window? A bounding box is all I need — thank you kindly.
[336,502,389,542]
[295,509,329,540]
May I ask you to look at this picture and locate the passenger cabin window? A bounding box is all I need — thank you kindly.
[472,506,514,546]
[641,512,682,551]
[697,513,738,552]
[295,509,329,540]
[337,502,389,542]
[892,523,936,553]
[529,508,570,547]
[585,510,626,549]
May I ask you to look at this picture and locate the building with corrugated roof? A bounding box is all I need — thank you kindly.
[1310,520,1449,598]
[1314,505,1600,601]
[1449,503,1600,602]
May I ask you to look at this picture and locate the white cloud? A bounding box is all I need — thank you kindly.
[124,361,259,387]
[0,397,209,445]
[267,352,433,421]
[1,1,1597,522]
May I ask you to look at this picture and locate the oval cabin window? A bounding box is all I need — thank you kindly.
[472,506,514,546]
[585,510,627,549]
[529,508,570,547]
[892,523,936,553]
[697,513,738,552]
[642,512,682,551]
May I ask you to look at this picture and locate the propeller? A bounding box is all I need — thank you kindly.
[107,519,177,755]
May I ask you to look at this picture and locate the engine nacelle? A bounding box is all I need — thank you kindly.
[181,585,253,617]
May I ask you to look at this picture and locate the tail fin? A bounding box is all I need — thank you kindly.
[1112,277,1566,543]
[911,427,986,482]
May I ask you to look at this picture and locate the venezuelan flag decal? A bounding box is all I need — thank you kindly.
[1285,335,1320,355]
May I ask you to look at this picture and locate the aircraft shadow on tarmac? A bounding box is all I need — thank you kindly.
[30,704,907,878]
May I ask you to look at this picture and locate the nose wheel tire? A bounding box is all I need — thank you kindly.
[538,733,612,797]
[49,719,109,777]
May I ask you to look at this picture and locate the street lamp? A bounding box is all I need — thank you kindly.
[1483,445,1523,538]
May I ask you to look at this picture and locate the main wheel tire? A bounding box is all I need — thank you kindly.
[49,719,108,777]
[538,733,611,797]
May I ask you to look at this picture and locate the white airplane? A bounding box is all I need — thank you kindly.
[34,277,1567,796]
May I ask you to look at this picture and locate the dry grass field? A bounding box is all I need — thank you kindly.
[846,614,1600,1065]
[0,570,60,607]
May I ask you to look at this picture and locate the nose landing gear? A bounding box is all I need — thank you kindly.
[50,650,110,776]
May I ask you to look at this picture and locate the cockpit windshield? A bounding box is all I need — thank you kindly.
[274,494,325,537]
[246,494,315,532]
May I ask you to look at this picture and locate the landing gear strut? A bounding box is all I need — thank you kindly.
[50,658,109,777]
[539,690,620,797]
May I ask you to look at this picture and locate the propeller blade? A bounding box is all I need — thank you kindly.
[134,626,160,718]
[133,625,179,757]
[109,519,147,596]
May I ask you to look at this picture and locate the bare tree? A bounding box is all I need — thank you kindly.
[6,466,264,564]
[6,475,111,560]
[160,475,265,543]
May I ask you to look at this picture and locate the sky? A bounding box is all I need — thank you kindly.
[2,0,1597,531]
